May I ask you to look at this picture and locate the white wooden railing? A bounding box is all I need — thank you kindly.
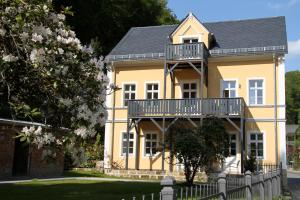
[127,98,244,118]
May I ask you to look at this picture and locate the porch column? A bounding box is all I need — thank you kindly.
[135,121,140,170]
[200,61,204,125]
[240,117,245,173]
[162,53,167,172]
[125,118,130,170]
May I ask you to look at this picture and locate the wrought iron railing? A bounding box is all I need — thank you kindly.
[127,98,244,118]
[165,42,208,61]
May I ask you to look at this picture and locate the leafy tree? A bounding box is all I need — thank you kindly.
[53,0,179,56]
[286,71,300,124]
[169,118,230,185]
[0,0,109,165]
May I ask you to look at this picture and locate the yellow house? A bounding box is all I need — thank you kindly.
[104,13,288,176]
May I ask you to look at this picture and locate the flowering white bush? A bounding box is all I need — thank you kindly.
[0,0,110,165]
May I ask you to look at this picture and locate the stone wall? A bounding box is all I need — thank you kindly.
[105,169,208,181]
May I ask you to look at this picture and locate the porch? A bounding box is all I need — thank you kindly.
[166,42,208,62]
[128,98,244,119]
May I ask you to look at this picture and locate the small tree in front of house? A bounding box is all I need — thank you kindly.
[170,117,230,185]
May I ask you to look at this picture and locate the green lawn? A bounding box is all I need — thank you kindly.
[0,179,162,200]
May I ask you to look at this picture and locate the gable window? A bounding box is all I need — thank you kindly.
[249,133,264,159]
[145,133,157,156]
[183,38,198,44]
[122,132,134,156]
[123,84,136,107]
[221,80,237,98]
[229,134,237,156]
[249,79,264,105]
[182,82,197,98]
[146,83,159,99]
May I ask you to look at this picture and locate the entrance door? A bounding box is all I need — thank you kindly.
[12,138,29,176]
[223,133,240,173]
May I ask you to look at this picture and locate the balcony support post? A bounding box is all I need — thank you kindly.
[134,119,141,170]
[240,117,245,173]
[125,118,131,170]
[200,61,204,125]
[187,118,197,128]
[225,117,241,132]
[162,56,167,172]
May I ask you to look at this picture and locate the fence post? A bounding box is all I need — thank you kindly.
[245,171,252,200]
[218,173,227,200]
[277,168,282,195]
[272,169,278,197]
[259,171,264,200]
[160,176,176,200]
[267,172,272,200]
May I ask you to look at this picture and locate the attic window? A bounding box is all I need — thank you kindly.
[183,38,198,44]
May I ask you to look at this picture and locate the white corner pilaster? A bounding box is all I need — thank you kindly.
[278,56,287,169]
[104,65,114,169]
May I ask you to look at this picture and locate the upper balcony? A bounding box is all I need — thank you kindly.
[128,98,244,119]
[165,42,209,62]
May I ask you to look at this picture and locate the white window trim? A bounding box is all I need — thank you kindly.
[121,82,138,108]
[120,131,136,158]
[247,77,266,106]
[219,79,239,98]
[180,80,199,98]
[179,34,203,43]
[247,131,266,160]
[144,81,161,99]
[142,131,159,158]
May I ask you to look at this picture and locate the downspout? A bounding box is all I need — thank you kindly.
[110,62,116,167]
[273,55,278,165]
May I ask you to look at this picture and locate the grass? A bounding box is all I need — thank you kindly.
[0,179,162,200]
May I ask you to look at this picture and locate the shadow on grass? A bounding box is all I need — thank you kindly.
[0,180,162,200]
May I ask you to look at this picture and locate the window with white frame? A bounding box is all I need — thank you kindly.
[249,79,264,105]
[229,134,237,156]
[183,38,198,44]
[249,133,264,159]
[123,84,136,107]
[221,80,237,98]
[145,133,158,156]
[182,82,197,98]
[121,132,134,155]
[146,83,159,99]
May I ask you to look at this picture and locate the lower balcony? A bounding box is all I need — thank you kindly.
[127,98,244,118]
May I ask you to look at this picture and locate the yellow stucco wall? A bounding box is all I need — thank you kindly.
[108,55,283,170]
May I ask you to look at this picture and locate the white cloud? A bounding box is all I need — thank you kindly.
[288,39,300,57]
[267,0,298,10]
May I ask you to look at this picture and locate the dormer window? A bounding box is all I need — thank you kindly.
[183,38,198,44]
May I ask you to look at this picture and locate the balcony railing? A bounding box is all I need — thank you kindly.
[128,98,244,118]
[166,42,208,61]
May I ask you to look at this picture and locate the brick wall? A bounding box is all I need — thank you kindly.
[0,127,15,179]
[29,147,64,177]
[0,124,64,179]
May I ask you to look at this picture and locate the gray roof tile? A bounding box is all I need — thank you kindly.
[109,16,288,57]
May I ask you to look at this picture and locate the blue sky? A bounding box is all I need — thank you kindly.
[168,0,300,71]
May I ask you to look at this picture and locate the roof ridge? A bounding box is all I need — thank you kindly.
[131,24,178,29]
[124,16,285,30]
[204,16,285,25]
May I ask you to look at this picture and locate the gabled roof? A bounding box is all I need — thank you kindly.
[108,16,288,61]
[170,12,210,37]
